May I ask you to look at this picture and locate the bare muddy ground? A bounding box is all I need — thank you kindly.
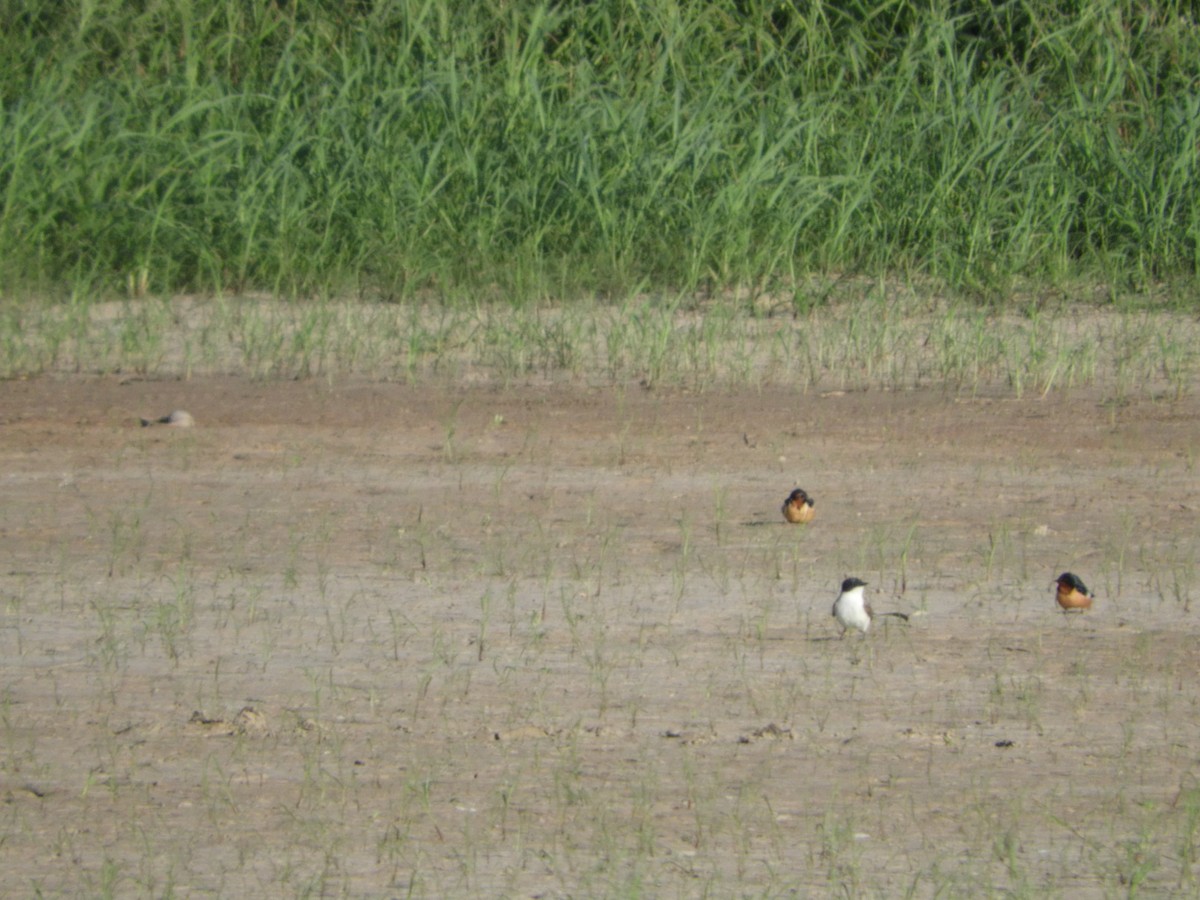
[1,375,1198,897]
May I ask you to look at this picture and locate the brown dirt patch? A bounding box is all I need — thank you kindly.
[2,376,1198,896]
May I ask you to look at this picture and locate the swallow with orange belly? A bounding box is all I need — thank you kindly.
[1054,572,1093,611]
[781,488,815,524]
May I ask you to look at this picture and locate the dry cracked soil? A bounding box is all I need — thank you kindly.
[2,375,1199,897]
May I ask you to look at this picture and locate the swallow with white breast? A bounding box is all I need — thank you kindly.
[831,577,909,636]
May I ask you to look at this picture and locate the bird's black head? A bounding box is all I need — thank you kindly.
[1056,572,1088,593]
[841,577,867,591]
[787,488,811,505]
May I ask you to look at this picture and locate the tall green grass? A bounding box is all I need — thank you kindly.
[1,0,1198,302]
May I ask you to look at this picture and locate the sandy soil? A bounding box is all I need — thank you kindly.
[1,375,1198,897]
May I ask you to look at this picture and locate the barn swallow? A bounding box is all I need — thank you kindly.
[782,488,815,524]
[831,577,909,637]
[1054,572,1093,611]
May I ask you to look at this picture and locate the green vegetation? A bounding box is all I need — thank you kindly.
[2,286,1197,396]
[2,0,1198,303]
